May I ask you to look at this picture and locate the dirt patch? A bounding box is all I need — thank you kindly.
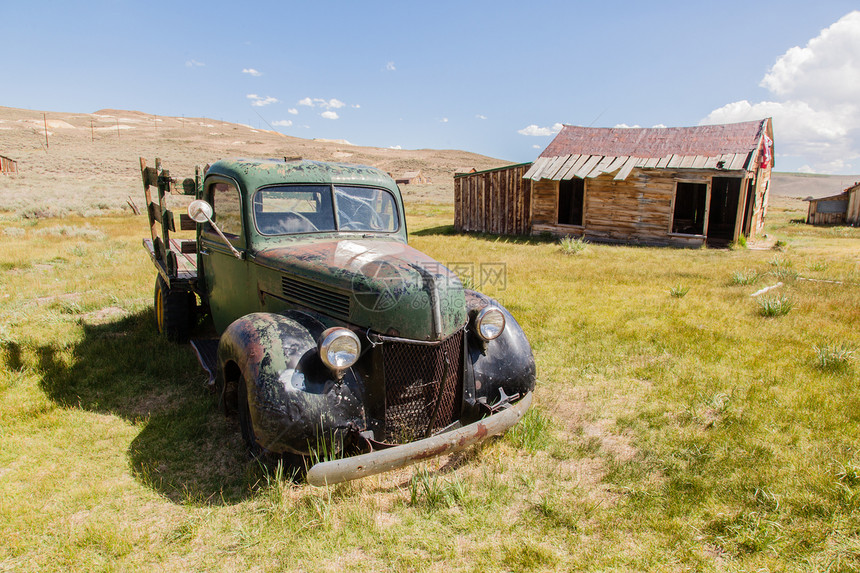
[82,306,127,324]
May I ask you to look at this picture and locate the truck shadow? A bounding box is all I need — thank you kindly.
[34,310,266,505]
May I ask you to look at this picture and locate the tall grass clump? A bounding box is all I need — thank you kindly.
[506,407,552,453]
[757,294,794,317]
[409,467,469,509]
[669,284,690,298]
[559,236,588,256]
[768,255,792,268]
[812,342,855,372]
[731,269,761,286]
[772,267,799,281]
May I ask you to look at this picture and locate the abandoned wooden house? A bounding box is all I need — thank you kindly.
[396,170,430,185]
[454,118,775,247]
[0,154,18,174]
[454,167,477,175]
[805,183,860,226]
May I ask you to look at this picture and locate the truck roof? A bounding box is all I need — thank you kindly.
[206,158,397,191]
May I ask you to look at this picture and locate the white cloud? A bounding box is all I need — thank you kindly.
[242,68,262,76]
[185,59,205,67]
[703,11,860,173]
[441,118,449,123]
[476,114,487,120]
[389,145,402,150]
[652,124,667,129]
[518,123,563,136]
[288,108,298,115]
[613,123,641,129]
[386,62,396,71]
[247,94,278,107]
[299,97,346,109]
[272,120,292,127]
[761,12,860,103]
[532,144,542,149]
[321,111,339,120]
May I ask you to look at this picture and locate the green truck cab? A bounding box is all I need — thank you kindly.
[142,157,535,485]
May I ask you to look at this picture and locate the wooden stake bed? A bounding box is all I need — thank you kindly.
[140,157,201,291]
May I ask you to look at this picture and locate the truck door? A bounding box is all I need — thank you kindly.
[199,179,254,333]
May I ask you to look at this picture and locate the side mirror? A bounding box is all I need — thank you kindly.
[188,199,213,223]
[187,199,243,260]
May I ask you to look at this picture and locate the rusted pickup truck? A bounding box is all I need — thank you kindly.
[141,157,535,485]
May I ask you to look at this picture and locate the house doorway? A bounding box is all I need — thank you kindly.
[707,177,742,246]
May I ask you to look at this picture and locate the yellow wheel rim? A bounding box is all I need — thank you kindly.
[156,284,164,333]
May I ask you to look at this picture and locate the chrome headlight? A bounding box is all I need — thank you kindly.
[475,307,506,341]
[319,327,361,372]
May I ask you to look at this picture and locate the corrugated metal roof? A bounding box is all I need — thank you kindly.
[525,119,771,181]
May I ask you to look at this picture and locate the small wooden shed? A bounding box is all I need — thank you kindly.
[454,163,533,235]
[396,170,430,185]
[0,154,18,174]
[805,183,860,226]
[454,119,775,247]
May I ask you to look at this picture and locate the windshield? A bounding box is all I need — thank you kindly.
[254,185,399,235]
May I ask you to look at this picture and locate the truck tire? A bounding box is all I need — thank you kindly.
[153,275,195,342]
[237,375,263,457]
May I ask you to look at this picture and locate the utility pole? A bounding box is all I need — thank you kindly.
[43,113,49,150]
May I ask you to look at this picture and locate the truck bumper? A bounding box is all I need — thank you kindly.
[306,391,533,486]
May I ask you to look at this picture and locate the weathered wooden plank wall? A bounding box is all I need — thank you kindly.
[531,168,766,246]
[454,164,532,235]
[0,155,18,174]
[532,170,706,246]
[846,187,860,226]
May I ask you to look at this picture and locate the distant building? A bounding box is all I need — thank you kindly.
[453,167,477,175]
[396,170,430,185]
[0,154,18,174]
[455,119,775,247]
[805,183,860,226]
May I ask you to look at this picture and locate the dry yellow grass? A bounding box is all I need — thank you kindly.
[1,106,860,571]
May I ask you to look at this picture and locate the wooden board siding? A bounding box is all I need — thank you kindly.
[454,164,532,235]
[0,155,17,174]
[849,188,860,226]
[806,186,859,226]
[749,168,771,238]
[532,169,764,247]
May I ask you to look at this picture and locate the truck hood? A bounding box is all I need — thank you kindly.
[254,238,467,341]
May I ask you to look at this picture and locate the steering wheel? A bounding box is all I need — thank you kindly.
[340,201,385,231]
[272,211,318,233]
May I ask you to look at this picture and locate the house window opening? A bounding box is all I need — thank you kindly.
[558,178,584,226]
[672,182,707,235]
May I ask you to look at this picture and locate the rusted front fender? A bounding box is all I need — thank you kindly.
[306,391,533,486]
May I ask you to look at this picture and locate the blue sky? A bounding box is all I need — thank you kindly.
[3,1,859,173]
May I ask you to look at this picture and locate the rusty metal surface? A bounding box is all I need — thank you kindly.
[254,238,467,341]
[218,311,366,455]
[306,391,533,486]
[382,329,464,441]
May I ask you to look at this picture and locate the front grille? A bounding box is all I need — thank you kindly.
[281,276,350,318]
[381,329,464,443]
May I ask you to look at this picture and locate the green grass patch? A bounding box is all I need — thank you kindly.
[731,269,762,285]
[1,201,859,571]
[756,294,794,317]
[559,235,588,255]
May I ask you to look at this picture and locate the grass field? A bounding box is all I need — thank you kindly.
[1,196,859,571]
